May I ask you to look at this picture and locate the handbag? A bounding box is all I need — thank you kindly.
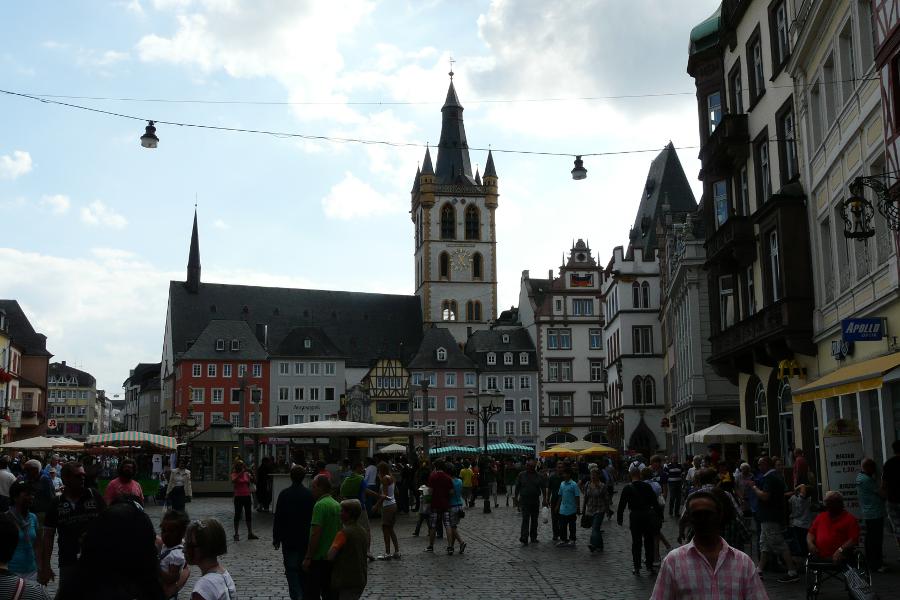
[580,513,593,528]
[540,506,550,524]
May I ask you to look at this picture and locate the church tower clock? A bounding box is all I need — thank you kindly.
[411,74,498,344]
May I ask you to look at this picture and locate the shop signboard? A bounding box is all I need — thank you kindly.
[841,318,884,342]
[7,400,21,428]
[823,418,863,518]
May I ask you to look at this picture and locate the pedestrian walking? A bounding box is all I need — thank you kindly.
[617,465,660,575]
[39,462,105,592]
[664,457,683,517]
[413,484,431,537]
[255,456,275,513]
[459,461,474,508]
[582,467,609,553]
[22,461,54,528]
[273,465,315,600]
[0,457,18,512]
[305,474,342,599]
[857,457,887,572]
[185,518,236,600]
[362,458,378,516]
[749,456,799,582]
[0,514,49,599]
[373,462,400,560]
[515,459,547,545]
[165,460,192,514]
[447,465,467,555]
[158,510,190,600]
[104,458,144,506]
[425,460,453,553]
[327,499,369,600]
[339,462,376,562]
[883,440,900,552]
[788,484,812,559]
[6,482,40,581]
[650,490,769,600]
[555,468,580,547]
[230,460,257,541]
[547,461,565,542]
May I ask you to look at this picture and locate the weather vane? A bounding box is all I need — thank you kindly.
[449,56,455,80]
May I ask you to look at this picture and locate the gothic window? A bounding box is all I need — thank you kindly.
[465,205,480,240]
[441,300,457,321]
[439,252,450,280]
[441,204,456,240]
[632,281,641,308]
[474,301,482,321]
[472,252,483,280]
[643,376,655,404]
[466,301,474,321]
[641,281,651,308]
[632,377,643,404]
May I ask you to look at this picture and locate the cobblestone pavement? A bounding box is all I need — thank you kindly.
[46,494,900,599]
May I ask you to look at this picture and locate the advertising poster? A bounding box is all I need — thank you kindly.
[823,418,863,518]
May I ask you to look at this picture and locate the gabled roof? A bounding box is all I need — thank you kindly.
[49,362,95,388]
[628,143,697,257]
[168,282,422,368]
[124,362,161,389]
[0,300,51,357]
[180,320,268,361]
[408,327,475,370]
[273,326,344,358]
[464,328,537,372]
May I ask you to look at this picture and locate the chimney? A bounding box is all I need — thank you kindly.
[548,269,553,280]
[61,360,66,367]
[255,323,268,348]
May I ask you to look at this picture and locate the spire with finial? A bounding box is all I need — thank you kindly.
[435,64,474,184]
[422,146,434,175]
[411,164,421,193]
[185,208,201,293]
[483,149,497,179]
[474,166,481,185]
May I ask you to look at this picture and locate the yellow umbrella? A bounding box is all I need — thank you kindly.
[539,446,579,457]
[556,440,595,451]
[578,444,618,455]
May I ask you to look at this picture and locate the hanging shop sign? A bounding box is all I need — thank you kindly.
[841,318,885,342]
[823,418,863,518]
[831,339,854,361]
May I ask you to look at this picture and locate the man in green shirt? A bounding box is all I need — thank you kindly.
[305,474,342,599]
[340,462,376,561]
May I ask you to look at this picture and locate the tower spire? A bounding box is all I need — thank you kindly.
[186,208,201,293]
[435,72,474,185]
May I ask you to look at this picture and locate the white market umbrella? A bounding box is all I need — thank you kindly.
[86,431,178,451]
[379,443,407,454]
[1,436,82,450]
[685,422,766,444]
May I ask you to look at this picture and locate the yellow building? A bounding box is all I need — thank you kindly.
[47,361,98,440]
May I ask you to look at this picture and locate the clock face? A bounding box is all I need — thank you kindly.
[451,249,471,271]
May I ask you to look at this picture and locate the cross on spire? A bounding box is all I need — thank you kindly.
[449,55,455,80]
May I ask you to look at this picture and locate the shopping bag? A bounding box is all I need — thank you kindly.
[540,506,550,524]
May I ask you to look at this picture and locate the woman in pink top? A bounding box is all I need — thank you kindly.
[104,458,144,505]
[230,460,257,541]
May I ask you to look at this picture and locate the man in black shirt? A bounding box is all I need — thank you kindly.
[273,465,314,600]
[883,439,900,553]
[617,465,660,575]
[749,456,798,582]
[664,457,683,517]
[39,461,105,592]
[514,459,547,544]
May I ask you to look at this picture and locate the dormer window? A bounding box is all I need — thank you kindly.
[215,339,225,351]
[503,352,513,365]
[230,339,240,351]
[304,338,312,349]
[487,352,496,365]
[519,352,529,365]
[502,334,510,344]
[436,347,447,362]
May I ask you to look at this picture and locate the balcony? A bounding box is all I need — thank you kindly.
[705,215,756,269]
[699,114,749,177]
[709,297,815,379]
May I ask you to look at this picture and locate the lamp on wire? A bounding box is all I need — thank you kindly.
[571,155,587,180]
[140,121,159,148]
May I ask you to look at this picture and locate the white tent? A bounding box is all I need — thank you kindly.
[1,436,84,450]
[234,420,428,438]
[685,422,766,444]
[378,443,407,454]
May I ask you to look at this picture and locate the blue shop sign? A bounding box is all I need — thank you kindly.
[841,318,885,342]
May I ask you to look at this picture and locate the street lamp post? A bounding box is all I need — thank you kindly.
[467,389,502,513]
[420,381,430,461]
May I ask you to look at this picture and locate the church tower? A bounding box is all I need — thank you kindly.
[412,74,498,343]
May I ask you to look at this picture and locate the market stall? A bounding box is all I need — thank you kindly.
[185,423,242,495]
[84,431,179,498]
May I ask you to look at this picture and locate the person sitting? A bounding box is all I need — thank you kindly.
[807,491,860,563]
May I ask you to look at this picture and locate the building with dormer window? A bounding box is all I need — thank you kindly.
[519,240,608,447]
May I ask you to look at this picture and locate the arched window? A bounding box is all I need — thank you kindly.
[632,376,644,404]
[439,252,450,279]
[487,352,497,365]
[643,376,655,404]
[441,300,457,321]
[440,204,456,239]
[632,281,641,308]
[436,348,447,361]
[473,301,482,321]
[472,252,483,280]
[465,301,474,321]
[465,205,480,240]
[641,281,651,308]
[754,380,768,439]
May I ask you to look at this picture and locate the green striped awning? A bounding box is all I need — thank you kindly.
[486,443,534,455]
[428,445,479,456]
[86,431,178,451]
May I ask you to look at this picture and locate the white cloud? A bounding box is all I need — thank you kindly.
[40,194,71,214]
[321,172,402,220]
[0,150,33,180]
[212,218,229,230]
[80,201,128,229]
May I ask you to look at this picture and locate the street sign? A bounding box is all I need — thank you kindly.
[841,318,885,342]
[47,418,57,430]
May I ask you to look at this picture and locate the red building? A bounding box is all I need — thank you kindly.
[173,320,270,430]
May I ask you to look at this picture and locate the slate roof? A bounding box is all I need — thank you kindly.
[124,362,161,389]
[464,328,537,372]
[628,143,697,257]
[180,320,268,361]
[0,300,51,357]
[49,362,96,388]
[407,327,475,370]
[273,326,345,358]
[435,81,477,185]
[168,282,423,368]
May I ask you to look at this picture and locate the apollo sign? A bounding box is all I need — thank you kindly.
[841,318,885,342]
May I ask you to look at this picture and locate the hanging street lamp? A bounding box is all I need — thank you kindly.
[140,121,159,149]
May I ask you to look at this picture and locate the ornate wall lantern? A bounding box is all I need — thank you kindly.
[840,180,876,240]
[847,175,900,233]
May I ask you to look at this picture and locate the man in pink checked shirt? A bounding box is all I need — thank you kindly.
[650,490,768,600]
[104,458,145,505]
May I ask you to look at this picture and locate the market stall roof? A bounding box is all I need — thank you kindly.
[86,431,178,451]
[539,446,578,458]
[0,436,84,450]
[429,446,478,456]
[378,443,407,454]
[684,422,765,444]
[234,420,428,438]
[577,444,618,455]
[486,443,534,455]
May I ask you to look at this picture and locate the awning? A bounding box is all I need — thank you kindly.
[793,352,900,403]
[235,420,428,438]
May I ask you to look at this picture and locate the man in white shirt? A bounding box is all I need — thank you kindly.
[0,456,17,511]
[363,457,378,514]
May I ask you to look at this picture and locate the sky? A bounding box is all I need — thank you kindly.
[0,0,719,395]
